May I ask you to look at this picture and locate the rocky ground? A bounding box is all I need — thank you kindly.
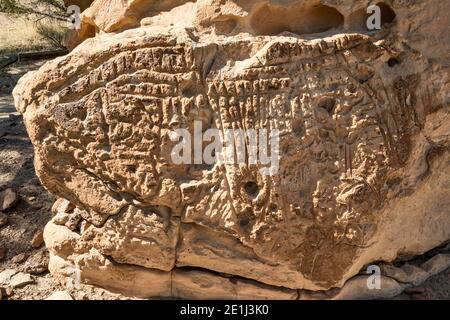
[0,59,449,300]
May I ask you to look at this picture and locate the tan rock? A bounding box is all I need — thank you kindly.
[331,275,405,300]
[45,290,73,300]
[172,269,298,300]
[13,0,450,299]
[9,272,34,288]
[24,250,49,274]
[177,223,312,289]
[51,198,75,216]
[52,199,83,231]
[0,269,17,285]
[11,253,29,264]
[0,188,20,212]
[31,230,45,248]
[44,220,81,258]
[79,205,179,272]
[48,250,172,299]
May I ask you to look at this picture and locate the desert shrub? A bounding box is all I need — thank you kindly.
[0,0,69,53]
[0,0,68,21]
[35,19,67,49]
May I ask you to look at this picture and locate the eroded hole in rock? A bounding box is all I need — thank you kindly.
[125,164,137,173]
[378,2,396,25]
[239,216,250,227]
[347,2,396,31]
[387,57,401,67]
[347,9,368,31]
[292,119,306,136]
[244,181,259,198]
[317,97,336,115]
[214,17,238,35]
[250,3,344,36]
[238,207,256,229]
[179,80,197,97]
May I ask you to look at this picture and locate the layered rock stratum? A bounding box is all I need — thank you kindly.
[13,0,450,299]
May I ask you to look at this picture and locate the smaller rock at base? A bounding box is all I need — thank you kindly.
[9,272,33,288]
[0,188,20,212]
[51,198,75,216]
[0,269,17,285]
[24,250,49,274]
[31,230,44,248]
[45,291,73,300]
[11,253,29,264]
[0,213,7,227]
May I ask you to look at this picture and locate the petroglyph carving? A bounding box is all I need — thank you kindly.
[14,0,450,299]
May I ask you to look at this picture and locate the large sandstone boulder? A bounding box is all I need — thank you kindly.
[13,0,450,299]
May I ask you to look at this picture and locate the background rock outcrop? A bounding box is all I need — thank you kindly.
[13,0,450,299]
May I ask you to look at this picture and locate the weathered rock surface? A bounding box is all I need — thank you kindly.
[24,250,50,274]
[13,0,450,299]
[11,253,29,264]
[0,269,34,288]
[9,272,34,288]
[0,269,17,285]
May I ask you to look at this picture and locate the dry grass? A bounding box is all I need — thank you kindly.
[0,14,66,54]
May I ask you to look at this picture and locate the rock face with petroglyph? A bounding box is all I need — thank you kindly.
[13,0,450,299]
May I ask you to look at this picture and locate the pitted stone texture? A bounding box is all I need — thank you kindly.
[80,206,180,271]
[14,0,450,298]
